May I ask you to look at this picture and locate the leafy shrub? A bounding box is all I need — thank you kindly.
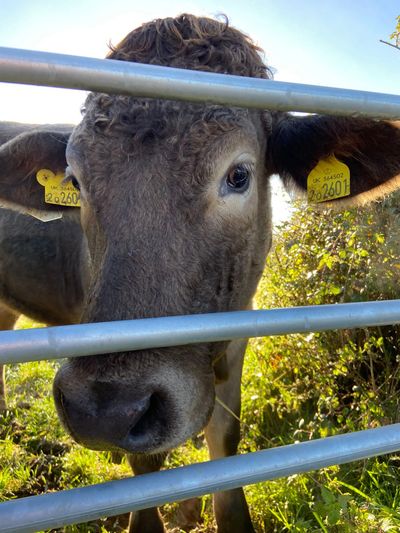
[240,192,400,531]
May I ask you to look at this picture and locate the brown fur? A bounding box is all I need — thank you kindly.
[107,14,271,78]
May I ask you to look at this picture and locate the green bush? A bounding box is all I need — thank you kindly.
[240,193,400,531]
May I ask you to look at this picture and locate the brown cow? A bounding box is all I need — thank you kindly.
[1,14,400,533]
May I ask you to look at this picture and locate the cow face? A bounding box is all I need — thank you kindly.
[54,97,273,453]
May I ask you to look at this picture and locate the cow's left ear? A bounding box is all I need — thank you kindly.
[269,114,400,205]
[0,126,74,214]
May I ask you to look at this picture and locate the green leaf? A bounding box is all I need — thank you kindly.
[327,507,341,525]
[321,486,336,504]
[328,285,342,295]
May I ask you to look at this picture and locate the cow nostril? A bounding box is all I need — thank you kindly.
[128,393,162,440]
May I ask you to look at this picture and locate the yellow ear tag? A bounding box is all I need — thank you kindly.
[36,169,80,207]
[307,155,350,203]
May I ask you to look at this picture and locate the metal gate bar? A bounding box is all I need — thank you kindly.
[0,424,399,533]
[1,300,400,364]
[1,47,400,119]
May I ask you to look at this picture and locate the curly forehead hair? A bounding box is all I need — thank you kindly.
[107,13,271,79]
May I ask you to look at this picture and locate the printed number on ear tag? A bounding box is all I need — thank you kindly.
[307,155,350,204]
[36,169,81,207]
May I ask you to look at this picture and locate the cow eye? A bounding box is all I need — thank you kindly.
[70,176,81,191]
[226,164,251,193]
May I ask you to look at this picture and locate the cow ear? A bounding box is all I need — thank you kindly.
[0,126,76,217]
[269,114,400,206]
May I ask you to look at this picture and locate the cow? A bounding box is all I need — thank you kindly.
[1,14,400,533]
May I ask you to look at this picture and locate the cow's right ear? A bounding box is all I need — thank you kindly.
[0,126,74,216]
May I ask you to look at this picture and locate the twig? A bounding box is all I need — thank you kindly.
[379,39,400,51]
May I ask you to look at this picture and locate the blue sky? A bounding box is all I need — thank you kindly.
[0,0,399,124]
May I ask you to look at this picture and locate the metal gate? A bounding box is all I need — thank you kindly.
[1,47,400,532]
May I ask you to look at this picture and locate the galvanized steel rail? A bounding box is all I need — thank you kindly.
[1,47,400,119]
[1,300,400,363]
[1,424,400,533]
[1,41,400,533]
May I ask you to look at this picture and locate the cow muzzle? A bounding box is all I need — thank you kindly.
[53,352,215,454]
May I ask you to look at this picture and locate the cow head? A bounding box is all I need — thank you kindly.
[1,15,400,454]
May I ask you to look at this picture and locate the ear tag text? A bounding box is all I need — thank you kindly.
[307,155,350,203]
[36,169,80,207]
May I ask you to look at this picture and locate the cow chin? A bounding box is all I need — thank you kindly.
[53,351,216,454]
